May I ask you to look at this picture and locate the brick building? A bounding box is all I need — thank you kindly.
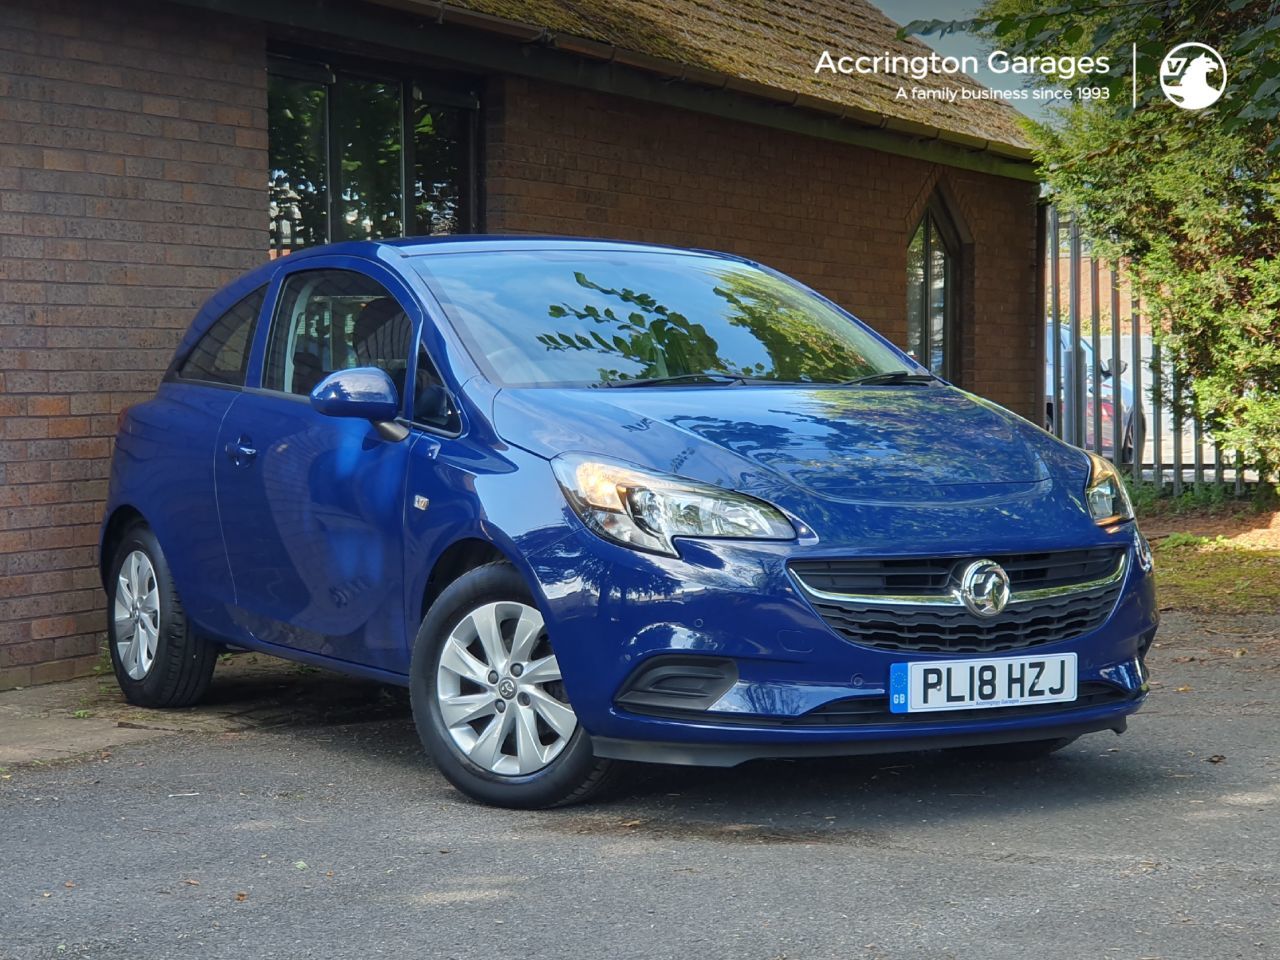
[0,0,1043,688]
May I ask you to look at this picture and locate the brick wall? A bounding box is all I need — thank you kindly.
[484,76,1042,416]
[0,0,267,689]
[0,12,1040,689]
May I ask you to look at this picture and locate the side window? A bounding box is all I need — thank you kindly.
[177,287,266,386]
[263,270,413,399]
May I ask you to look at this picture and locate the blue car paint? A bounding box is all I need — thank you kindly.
[310,367,402,421]
[103,237,1155,762]
[215,391,415,667]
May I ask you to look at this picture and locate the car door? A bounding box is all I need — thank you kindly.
[142,284,266,640]
[213,260,420,674]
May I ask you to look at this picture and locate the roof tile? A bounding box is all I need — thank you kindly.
[435,0,1031,150]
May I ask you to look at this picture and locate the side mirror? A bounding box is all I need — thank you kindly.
[310,367,401,423]
[1098,359,1128,378]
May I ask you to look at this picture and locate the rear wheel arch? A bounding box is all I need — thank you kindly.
[100,505,146,589]
[104,520,217,708]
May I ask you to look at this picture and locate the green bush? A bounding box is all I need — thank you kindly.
[907,2,1280,482]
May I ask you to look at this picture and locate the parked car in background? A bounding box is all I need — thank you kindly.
[100,238,1158,808]
[1045,324,1144,463]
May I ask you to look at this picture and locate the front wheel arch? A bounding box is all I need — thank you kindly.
[419,536,510,623]
[413,526,560,632]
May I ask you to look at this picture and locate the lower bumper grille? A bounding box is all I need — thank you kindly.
[788,681,1137,726]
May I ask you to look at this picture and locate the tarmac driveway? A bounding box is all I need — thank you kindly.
[2,610,1278,960]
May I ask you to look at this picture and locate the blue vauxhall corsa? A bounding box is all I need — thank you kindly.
[101,237,1157,808]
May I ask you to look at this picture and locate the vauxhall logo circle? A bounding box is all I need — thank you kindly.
[959,560,1011,618]
[1159,42,1226,110]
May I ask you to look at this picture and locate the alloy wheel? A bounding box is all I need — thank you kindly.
[435,600,578,776]
[114,549,160,680]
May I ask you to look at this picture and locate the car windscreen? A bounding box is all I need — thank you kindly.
[414,250,908,387]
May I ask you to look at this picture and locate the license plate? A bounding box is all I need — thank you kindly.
[889,653,1077,714]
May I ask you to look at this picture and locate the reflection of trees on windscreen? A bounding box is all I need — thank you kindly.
[536,273,733,382]
[714,271,875,382]
[535,270,878,383]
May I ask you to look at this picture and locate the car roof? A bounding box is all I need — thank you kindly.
[272,235,757,265]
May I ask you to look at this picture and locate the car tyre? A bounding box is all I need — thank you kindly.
[410,562,616,809]
[106,521,217,708]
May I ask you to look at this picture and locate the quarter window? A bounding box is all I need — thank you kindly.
[263,270,413,401]
[412,344,460,434]
[906,203,960,379]
[177,288,266,386]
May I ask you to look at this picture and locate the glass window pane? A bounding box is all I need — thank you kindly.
[906,222,925,363]
[416,251,906,387]
[264,270,412,398]
[413,344,460,430]
[413,99,466,236]
[928,220,948,375]
[335,78,404,241]
[268,76,328,256]
[178,288,266,385]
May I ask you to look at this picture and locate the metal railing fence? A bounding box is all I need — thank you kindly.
[1043,208,1260,496]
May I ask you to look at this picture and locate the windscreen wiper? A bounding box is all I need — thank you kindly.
[842,370,940,386]
[600,373,746,388]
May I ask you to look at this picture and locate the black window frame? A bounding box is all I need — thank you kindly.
[407,341,463,437]
[267,46,481,255]
[173,286,268,389]
[262,267,415,398]
[259,264,464,438]
[906,197,962,382]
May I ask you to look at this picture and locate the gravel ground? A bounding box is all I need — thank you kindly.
[2,611,1278,960]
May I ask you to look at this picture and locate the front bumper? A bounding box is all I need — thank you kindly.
[523,522,1157,766]
[592,715,1132,767]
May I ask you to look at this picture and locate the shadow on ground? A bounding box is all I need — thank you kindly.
[181,655,1192,840]
[43,606,1273,843]
[196,656,410,728]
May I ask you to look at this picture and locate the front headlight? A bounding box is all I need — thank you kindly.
[552,453,796,556]
[1084,452,1134,525]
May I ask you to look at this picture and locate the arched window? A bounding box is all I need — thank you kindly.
[906,200,961,378]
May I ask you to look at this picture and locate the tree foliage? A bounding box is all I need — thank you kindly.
[907,1,1280,477]
[906,0,1280,143]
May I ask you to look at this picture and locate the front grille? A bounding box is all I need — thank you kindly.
[791,548,1126,654]
[790,681,1136,726]
[790,547,1122,598]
